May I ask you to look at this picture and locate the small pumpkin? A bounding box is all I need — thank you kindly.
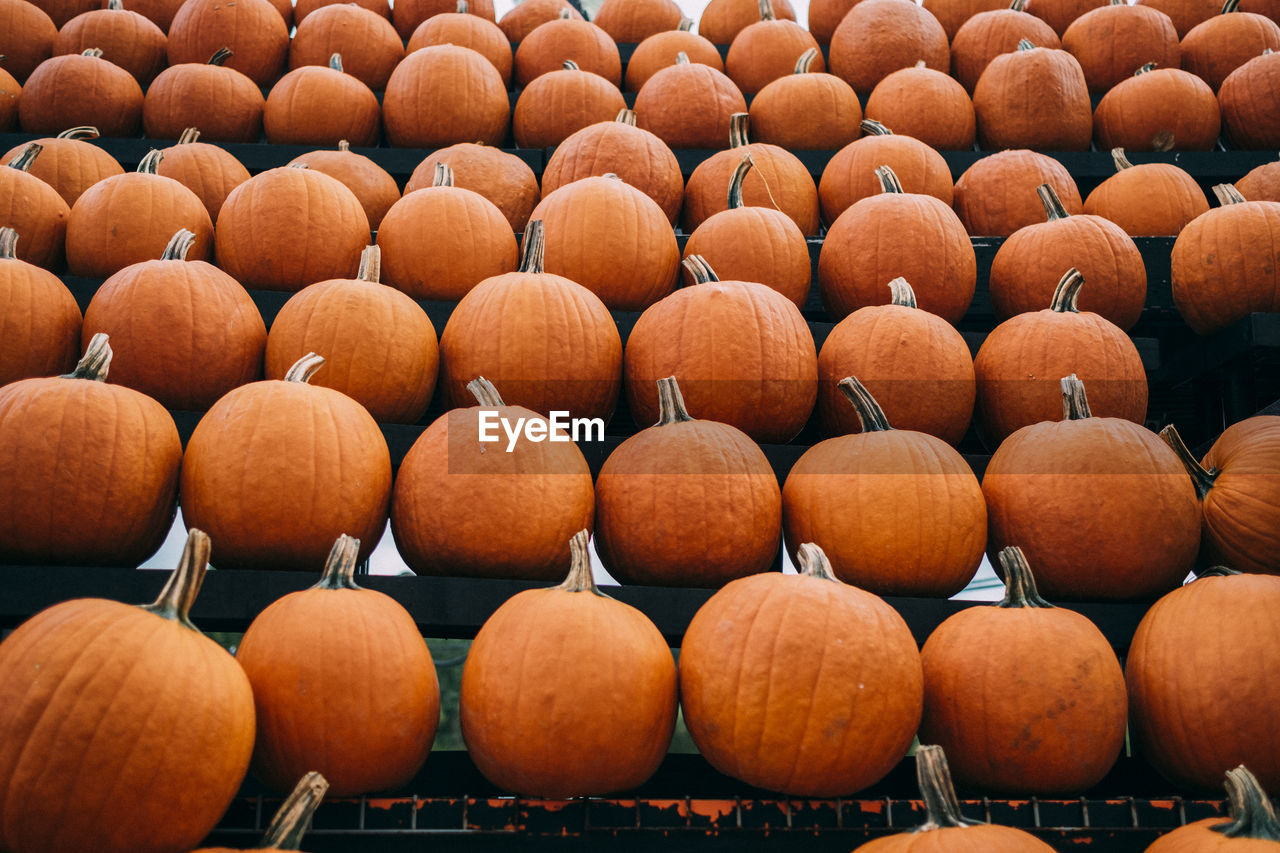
[514,13,621,87]
[1061,0,1180,93]
[1181,0,1280,90]
[1083,147,1210,236]
[828,0,951,95]
[18,48,143,137]
[950,0,1063,93]
[155,128,251,221]
[143,48,265,143]
[0,226,81,385]
[407,142,539,233]
[1219,49,1280,149]
[633,51,748,149]
[166,0,289,86]
[623,20,724,92]
[818,119,955,224]
[0,125,123,208]
[865,61,977,150]
[407,0,510,86]
[953,148,1083,236]
[0,141,70,270]
[973,38,1093,151]
[512,59,627,149]
[748,47,862,150]
[1143,766,1280,850]
[52,0,167,85]
[1094,64,1221,151]
[286,141,399,231]
[725,0,823,95]
[263,54,381,148]
[291,3,404,90]
[383,44,510,148]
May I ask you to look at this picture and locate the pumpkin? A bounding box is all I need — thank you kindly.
[0,66,17,130]
[1143,766,1280,850]
[1137,0,1219,35]
[407,0,509,86]
[1127,567,1280,789]
[682,152,810,307]
[82,229,265,411]
[1061,0,1180,93]
[1095,64,1220,151]
[953,148,1083,236]
[625,255,818,443]
[460,530,676,797]
[0,0,55,82]
[1171,184,1280,333]
[396,0,495,39]
[1182,0,1280,90]
[725,0,823,95]
[26,0,96,29]
[391,377,596,579]
[180,352,392,571]
[498,0,580,44]
[633,52,748,149]
[974,39,1093,151]
[819,165,976,323]
[817,277,976,444]
[990,183,1147,329]
[853,746,1059,851]
[808,0,859,44]
[681,112,821,236]
[698,0,797,43]
[154,128,250,221]
[18,48,143,137]
[514,13,620,87]
[52,0,167,85]
[923,0,1010,39]
[190,772,328,853]
[594,375,781,586]
[236,535,439,797]
[512,60,628,149]
[818,119,955,224]
[383,44,510,148]
[265,245,438,424]
[0,126,124,208]
[865,62,977,150]
[1024,0,1108,33]
[286,141,399,231]
[624,20,724,91]
[919,545,1128,794]
[527,173,679,311]
[749,47,862,150]
[1238,158,1280,200]
[263,56,380,147]
[783,377,986,596]
[407,142,538,233]
[951,0,1063,93]
[680,542,924,795]
[122,0,188,32]
[982,374,1201,599]
[0,141,69,270]
[0,529,256,853]
[593,0,683,43]
[167,0,289,86]
[291,3,403,90]
[542,109,684,225]
[1161,418,1280,575]
[1083,148,1210,235]
[1220,50,1280,149]
[215,165,369,292]
[437,219,621,421]
[143,48,265,142]
[829,0,951,95]
[0,226,80,385]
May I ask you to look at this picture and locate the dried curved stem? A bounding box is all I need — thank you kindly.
[794,47,818,74]
[0,227,17,259]
[836,377,892,432]
[616,108,637,126]
[796,543,840,581]
[137,149,163,174]
[1135,62,1156,76]
[259,771,330,849]
[996,547,1053,608]
[757,0,775,20]
[1213,184,1247,205]
[888,277,917,308]
[432,162,454,187]
[519,220,546,274]
[655,377,694,425]
[141,529,211,631]
[467,376,506,407]
[562,59,579,70]
[1037,183,1070,221]
[1214,766,1280,840]
[1158,424,1218,499]
[1017,38,1035,50]
[80,48,103,58]
[914,746,983,831]
[329,53,343,72]
[554,530,608,597]
[177,127,200,144]
[676,51,690,64]
[284,353,326,384]
[312,535,363,591]
[7,142,42,172]
[681,254,720,284]
[64,333,112,381]
[860,119,892,136]
[875,165,904,194]
[58,126,100,139]
[356,245,381,283]
[208,46,233,65]
[1049,268,1084,312]
[160,229,196,261]
[727,152,753,209]
[1111,148,1134,171]
[1060,374,1092,420]
[728,112,750,148]
[677,17,693,29]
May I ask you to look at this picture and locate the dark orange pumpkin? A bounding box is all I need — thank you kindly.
[291,3,404,90]
[828,0,951,95]
[1083,148,1210,235]
[512,60,627,149]
[1144,766,1280,850]
[1181,0,1280,90]
[725,0,823,95]
[154,128,250,221]
[407,0,510,86]
[951,0,1063,93]
[698,0,796,44]
[865,62,977,150]
[748,47,862,150]
[818,119,955,224]
[383,44,510,148]
[953,148,1083,236]
[18,48,143,137]
[1061,0,1180,93]
[0,225,80,384]
[633,52,748,148]
[514,14,621,87]
[783,377,987,597]
[166,0,289,86]
[263,55,380,148]
[1220,50,1280,149]
[624,21,724,91]
[594,0,683,43]
[408,142,539,233]
[974,38,1093,151]
[0,141,69,270]
[1095,64,1220,151]
[0,0,56,82]
[680,542,924,795]
[0,126,124,208]
[143,48,265,142]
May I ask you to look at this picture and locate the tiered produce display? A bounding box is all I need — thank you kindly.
[1,0,1279,848]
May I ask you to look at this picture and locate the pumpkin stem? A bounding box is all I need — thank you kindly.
[177,127,200,144]
[137,149,163,174]
[1199,566,1242,578]
[161,229,197,261]
[861,119,893,136]
[558,6,571,16]
[1016,38,1035,50]
[329,53,343,72]
[1135,62,1156,75]
[0,227,17,259]
[141,528,211,631]
[349,245,379,284]
[1060,374,1092,420]
[1222,0,1239,11]
[519,219,546,274]
[1213,184,1248,205]
[836,377,893,432]
[1111,148,1134,171]
[1214,766,1280,840]
[313,535,363,591]
[208,46,233,65]
[1009,0,1026,10]
[677,16,693,29]
[283,353,326,384]
[338,140,350,151]
[467,376,506,407]
[682,254,720,284]
[108,0,122,9]
[796,542,841,581]
[874,165,904,194]
[728,112,750,148]
[757,0,775,20]
[794,47,818,74]
[888,277,917,308]
[554,530,608,596]
[1158,424,1218,499]
[6,142,42,172]
[457,0,468,11]
[655,376,694,425]
[81,48,104,58]
[258,771,330,849]
[1049,268,1084,312]
[1036,183,1070,221]
[64,333,112,381]
[676,51,690,64]
[57,126,100,139]
[432,162,454,187]
[996,546,1053,608]
[616,108,637,126]
[915,745,984,830]
[562,59,580,70]
[727,152,754,209]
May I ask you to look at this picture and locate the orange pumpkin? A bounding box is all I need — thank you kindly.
[286,141,399,231]
[633,52,748,148]
[512,60,627,149]
[460,530,677,797]
[18,48,143,137]
[680,542,924,795]
[0,126,123,208]
[291,3,404,90]
[0,529,256,853]
[593,0,683,42]
[143,48,265,143]
[1238,158,1280,200]
[1061,1,1180,93]
[407,142,539,233]
[953,148,1083,236]
[973,39,1093,151]
[397,0,496,40]
[1094,64,1220,151]
[263,55,381,148]
[748,47,863,150]
[624,20,724,91]
[498,0,580,44]
[155,128,251,221]
[189,772,328,853]
[0,0,56,82]
[808,0,859,44]
[725,0,823,95]
[1024,0,1108,33]
[951,0,1063,93]
[865,62,977,150]
[818,119,955,224]
[0,225,81,385]
[783,376,987,597]
[1143,766,1280,851]
[295,0,389,23]
[0,141,69,270]
[383,44,510,148]
[407,0,510,86]
[1181,0,1280,90]
[699,0,797,43]
[923,0,1010,39]
[166,0,289,85]
[1083,148,1210,235]
[514,13,621,87]
[236,535,440,797]
[52,0,167,85]
[1220,50,1280,149]
[829,0,951,95]
[0,66,17,131]
[1136,0,1219,35]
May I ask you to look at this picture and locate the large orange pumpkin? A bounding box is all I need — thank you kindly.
[1,126,125,208]
[263,55,381,147]
[1083,148,1210,236]
[593,0,683,42]
[1220,50,1280,149]
[725,0,823,95]
[396,0,495,40]
[0,141,69,270]
[52,0,167,85]
[166,0,289,85]
[865,62,977,150]
[624,21,724,91]
[408,142,539,233]
[154,128,251,221]
[0,226,80,385]
[923,0,1010,39]
[828,0,951,95]
[633,53,748,148]
[293,3,402,90]
[143,48,265,143]
[953,148,1083,236]
[698,0,797,43]
[383,44,510,148]
[1136,0,1219,35]
[950,0,1062,93]
[1238,158,1280,201]
[407,0,509,85]
[512,60,627,149]
[1024,0,1108,33]
[1094,64,1220,151]
[973,39,1093,151]
[0,0,56,82]
[18,48,143,137]
[818,119,955,224]
[514,13,620,87]
[1181,0,1280,90]
[679,542,924,796]
[497,0,580,44]
[0,529,256,853]
[1061,1,1180,92]
[1143,766,1280,850]
[748,47,862,150]
[287,141,400,231]
[460,530,677,797]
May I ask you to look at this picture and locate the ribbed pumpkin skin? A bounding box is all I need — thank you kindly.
[819,193,977,323]
[634,62,748,149]
[1,135,124,208]
[698,0,796,44]
[53,6,167,85]
[215,167,370,292]
[0,159,69,270]
[983,417,1200,600]
[682,206,811,307]
[1238,161,1280,201]
[0,372,181,565]
[179,379,392,570]
[1061,4,1179,93]
[1094,68,1220,152]
[857,824,1058,852]
[1084,162,1209,236]
[293,5,404,90]
[625,281,818,444]
[390,405,595,579]
[498,0,581,44]
[1196,417,1280,574]
[1144,817,1280,852]
[624,30,724,92]
[143,63,265,142]
[514,18,620,87]
[1182,11,1280,91]
[808,0,858,45]
[288,148,400,231]
[528,176,679,311]
[542,121,684,225]
[921,0,1008,38]
[683,144,820,236]
[865,67,977,150]
[155,140,249,221]
[749,69,863,151]
[397,0,496,40]
[383,45,510,148]
[950,7,1062,93]
[819,134,955,225]
[954,150,1083,236]
[263,66,381,148]
[0,599,255,853]
[680,571,924,796]
[166,0,289,85]
[513,68,628,149]
[1136,0,1218,36]
[407,10,510,85]
[438,275,622,421]
[0,0,56,82]
[594,0,682,43]
[66,172,214,278]
[829,0,951,95]
[1220,52,1280,150]
[1172,199,1280,334]
[83,257,266,411]
[18,53,143,137]
[409,144,539,233]
[1024,0,1107,34]
[726,19,823,96]
[1126,572,1280,790]
[0,244,80,384]
[974,45,1093,151]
